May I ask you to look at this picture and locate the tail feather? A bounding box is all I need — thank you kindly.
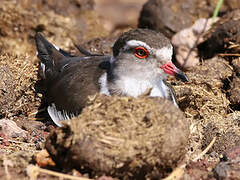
[35,33,65,78]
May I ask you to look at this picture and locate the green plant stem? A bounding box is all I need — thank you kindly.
[212,0,224,21]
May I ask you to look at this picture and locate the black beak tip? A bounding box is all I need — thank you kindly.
[175,72,189,82]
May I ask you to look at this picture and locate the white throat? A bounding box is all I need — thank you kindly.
[113,76,153,97]
[99,71,169,98]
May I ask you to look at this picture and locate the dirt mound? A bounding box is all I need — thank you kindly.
[173,57,232,119]
[46,95,190,179]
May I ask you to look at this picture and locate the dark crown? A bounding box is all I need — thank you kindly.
[112,28,171,57]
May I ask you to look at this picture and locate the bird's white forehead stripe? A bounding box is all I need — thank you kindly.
[156,46,173,61]
[125,40,152,52]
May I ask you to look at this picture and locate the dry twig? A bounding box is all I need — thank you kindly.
[27,165,92,180]
[218,53,240,57]
[0,137,35,146]
[3,155,12,180]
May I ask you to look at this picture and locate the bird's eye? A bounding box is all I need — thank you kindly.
[134,47,149,59]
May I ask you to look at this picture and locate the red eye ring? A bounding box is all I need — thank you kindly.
[134,46,149,59]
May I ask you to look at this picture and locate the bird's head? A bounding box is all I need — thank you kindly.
[111,29,188,82]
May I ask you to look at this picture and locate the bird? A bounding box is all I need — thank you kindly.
[35,28,188,126]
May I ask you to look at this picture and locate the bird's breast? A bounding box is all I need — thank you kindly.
[109,76,153,97]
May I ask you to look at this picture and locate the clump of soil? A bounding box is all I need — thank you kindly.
[198,9,240,59]
[46,94,190,179]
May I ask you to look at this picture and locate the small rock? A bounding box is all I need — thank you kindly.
[174,46,199,69]
[172,18,216,48]
[0,119,27,138]
[21,120,46,132]
[172,18,217,69]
